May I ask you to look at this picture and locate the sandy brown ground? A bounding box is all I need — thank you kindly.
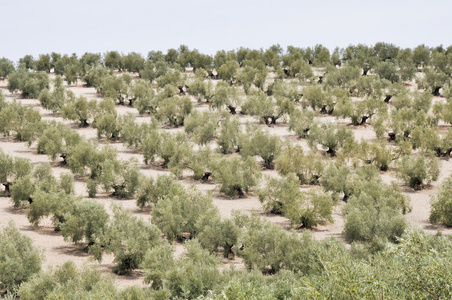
[0,74,451,289]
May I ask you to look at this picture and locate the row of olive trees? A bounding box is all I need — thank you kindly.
[2,219,452,299]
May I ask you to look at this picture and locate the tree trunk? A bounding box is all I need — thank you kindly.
[234,186,245,198]
[80,119,89,127]
[326,148,336,157]
[318,76,323,84]
[388,133,396,141]
[60,153,68,166]
[227,105,236,115]
[359,115,369,125]
[433,86,441,96]
[3,182,11,194]
[201,172,211,183]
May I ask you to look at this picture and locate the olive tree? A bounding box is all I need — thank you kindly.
[211,156,261,198]
[0,100,42,141]
[210,81,241,114]
[334,95,386,126]
[0,150,32,195]
[104,51,123,71]
[7,68,49,98]
[308,122,354,157]
[0,57,15,80]
[123,52,145,73]
[27,190,80,228]
[258,173,333,228]
[242,90,295,125]
[156,95,193,127]
[239,125,281,169]
[38,75,73,113]
[397,154,440,190]
[60,200,109,246]
[237,215,322,274]
[302,85,335,114]
[37,123,82,163]
[131,80,156,114]
[184,110,220,145]
[216,117,241,154]
[275,142,324,185]
[142,239,221,298]
[151,188,220,242]
[187,77,214,103]
[343,177,411,252]
[429,176,452,226]
[61,95,97,127]
[0,221,42,291]
[96,158,141,198]
[288,108,316,138]
[90,205,162,274]
[136,175,185,209]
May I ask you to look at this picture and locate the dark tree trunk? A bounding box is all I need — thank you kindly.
[201,172,212,183]
[234,186,245,198]
[326,148,336,157]
[318,76,323,84]
[284,69,290,78]
[388,133,396,141]
[227,105,236,115]
[433,86,442,96]
[80,119,89,127]
[3,182,11,194]
[263,155,274,169]
[60,153,68,166]
[359,115,369,125]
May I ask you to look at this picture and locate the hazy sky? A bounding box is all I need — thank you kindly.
[1,0,451,62]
